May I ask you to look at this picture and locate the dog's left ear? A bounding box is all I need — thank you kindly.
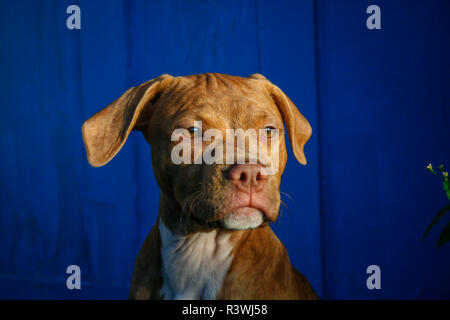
[249,73,312,165]
[82,74,173,167]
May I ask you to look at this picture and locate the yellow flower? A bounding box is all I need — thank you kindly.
[426,164,433,171]
[444,172,449,178]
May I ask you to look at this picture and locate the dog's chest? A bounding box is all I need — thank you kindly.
[158,221,234,300]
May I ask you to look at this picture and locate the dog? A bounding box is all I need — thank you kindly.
[81,73,318,300]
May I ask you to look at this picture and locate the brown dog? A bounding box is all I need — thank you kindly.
[82,73,317,300]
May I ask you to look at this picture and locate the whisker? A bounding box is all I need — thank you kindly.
[180,191,201,227]
[185,183,205,221]
[280,199,289,210]
[280,190,293,201]
[181,191,200,211]
[186,191,203,221]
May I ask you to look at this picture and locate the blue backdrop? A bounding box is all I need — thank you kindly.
[0,0,449,299]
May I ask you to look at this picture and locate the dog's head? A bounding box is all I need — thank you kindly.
[82,73,311,233]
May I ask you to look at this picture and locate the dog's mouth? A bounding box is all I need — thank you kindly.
[219,206,270,230]
[190,206,270,230]
[181,185,277,231]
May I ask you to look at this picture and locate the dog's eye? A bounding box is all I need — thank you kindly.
[263,126,277,138]
[187,127,201,138]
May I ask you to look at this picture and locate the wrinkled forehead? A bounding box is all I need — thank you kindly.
[155,73,283,129]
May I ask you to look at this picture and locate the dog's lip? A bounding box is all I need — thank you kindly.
[217,205,269,221]
[228,206,263,215]
[190,206,271,228]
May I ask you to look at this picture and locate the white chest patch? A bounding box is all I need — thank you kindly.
[158,220,234,300]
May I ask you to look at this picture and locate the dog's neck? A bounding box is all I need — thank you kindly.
[158,218,234,299]
[157,194,267,299]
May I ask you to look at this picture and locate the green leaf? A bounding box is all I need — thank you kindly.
[444,181,450,200]
[437,221,450,248]
[422,204,450,240]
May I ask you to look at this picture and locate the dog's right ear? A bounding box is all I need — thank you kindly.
[82,74,173,167]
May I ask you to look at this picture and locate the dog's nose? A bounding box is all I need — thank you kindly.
[225,164,268,192]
